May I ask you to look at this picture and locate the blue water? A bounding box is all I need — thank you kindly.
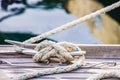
[0,9,101,44]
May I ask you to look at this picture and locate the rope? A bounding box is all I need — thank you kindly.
[11,41,85,80]
[87,70,120,80]
[33,41,81,63]
[9,1,120,80]
[11,56,84,80]
[11,40,120,80]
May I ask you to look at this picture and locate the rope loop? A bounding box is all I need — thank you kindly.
[87,70,120,80]
[33,40,83,63]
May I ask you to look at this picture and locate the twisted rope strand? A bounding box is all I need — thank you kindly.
[87,70,120,80]
[33,41,82,63]
[11,56,85,80]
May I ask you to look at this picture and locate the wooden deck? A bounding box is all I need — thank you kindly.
[0,45,120,80]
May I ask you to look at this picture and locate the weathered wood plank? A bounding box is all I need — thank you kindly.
[1,44,120,58]
[1,58,120,63]
[78,44,120,58]
[0,58,120,70]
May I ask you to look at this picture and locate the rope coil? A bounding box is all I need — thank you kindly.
[33,41,81,63]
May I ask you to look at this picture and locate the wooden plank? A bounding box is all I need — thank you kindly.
[0,58,119,69]
[1,58,120,63]
[78,44,120,58]
[0,44,120,58]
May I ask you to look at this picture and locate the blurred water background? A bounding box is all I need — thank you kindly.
[0,0,101,44]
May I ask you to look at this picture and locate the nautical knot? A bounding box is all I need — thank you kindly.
[33,40,85,63]
[12,40,86,80]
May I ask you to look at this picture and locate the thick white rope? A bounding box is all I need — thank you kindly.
[33,41,81,62]
[11,56,85,80]
[87,70,120,80]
